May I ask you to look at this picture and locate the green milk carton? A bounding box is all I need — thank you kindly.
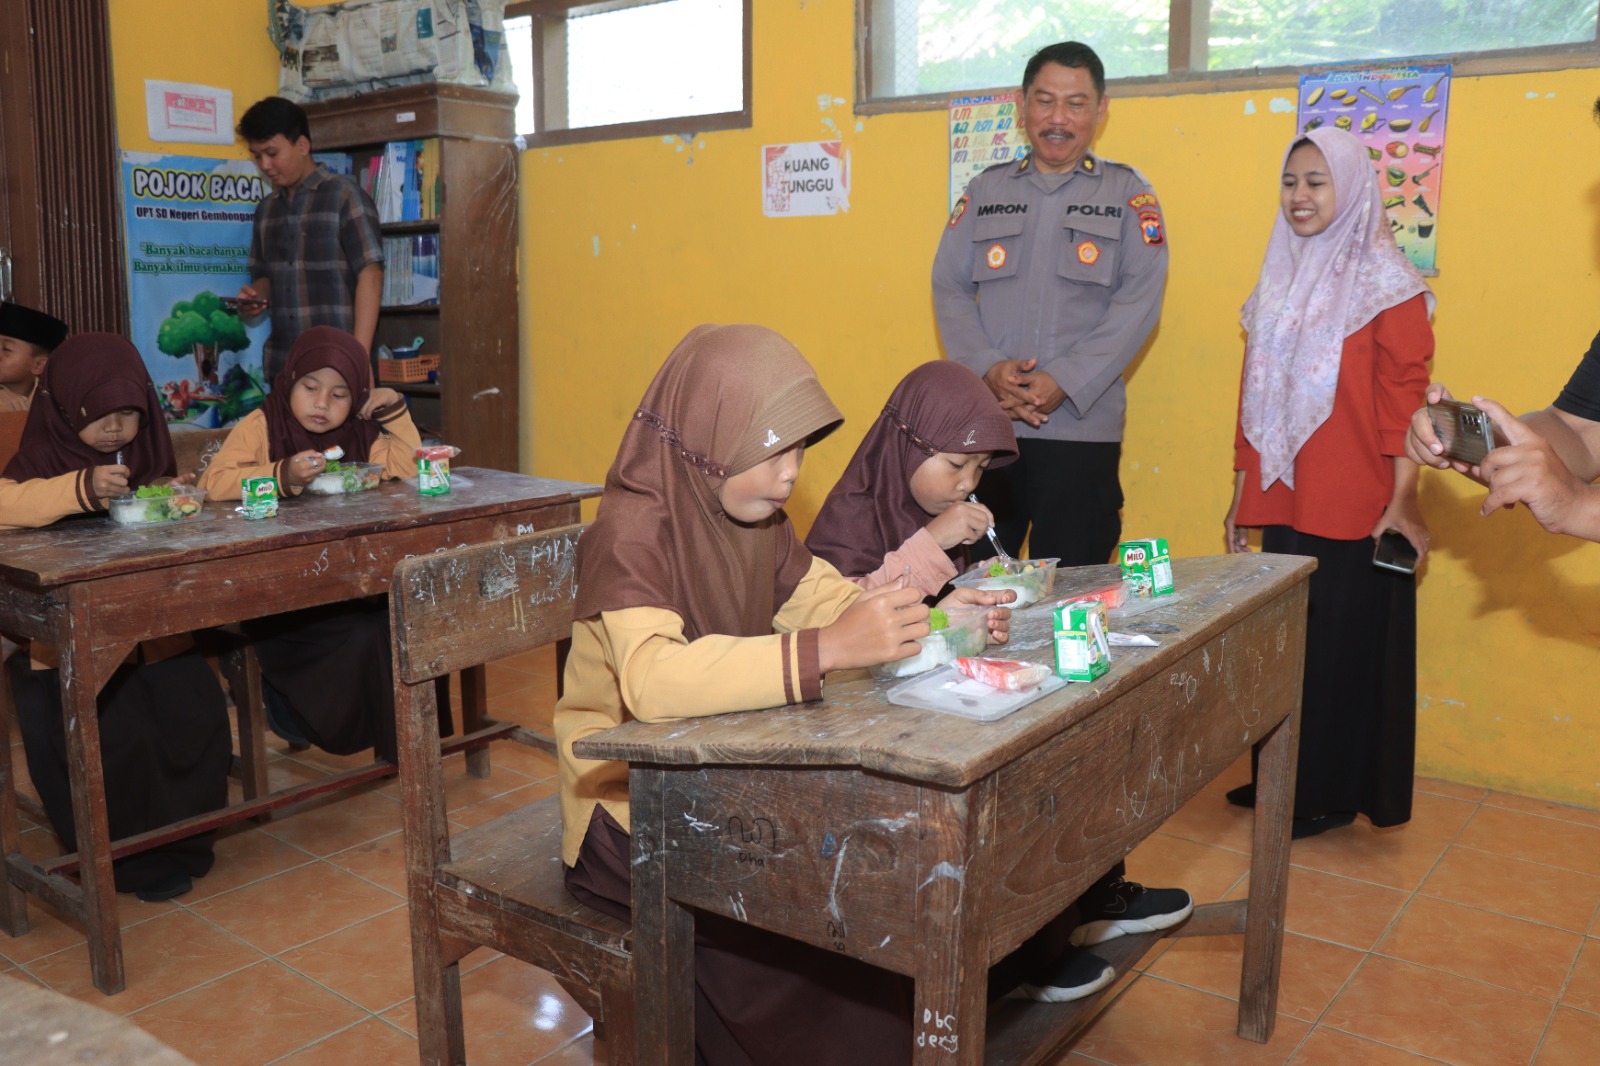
[1118,537,1174,597]
[1053,599,1111,682]
[238,476,279,519]
[416,445,455,497]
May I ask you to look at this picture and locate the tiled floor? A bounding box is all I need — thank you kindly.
[2,644,1598,1065]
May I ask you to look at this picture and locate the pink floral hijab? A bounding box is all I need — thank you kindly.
[1240,127,1433,490]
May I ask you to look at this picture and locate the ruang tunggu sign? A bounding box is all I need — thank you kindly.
[762,141,850,218]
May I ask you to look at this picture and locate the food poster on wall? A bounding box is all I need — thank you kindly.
[949,92,1021,211]
[121,152,270,427]
[1297,64,1450,275]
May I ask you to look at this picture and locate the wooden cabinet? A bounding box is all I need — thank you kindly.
[304,84,520,472]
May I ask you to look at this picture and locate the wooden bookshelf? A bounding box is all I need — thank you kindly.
[305,84,520,472]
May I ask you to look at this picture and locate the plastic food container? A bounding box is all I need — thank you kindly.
[887,664,1067,721]
[306,461,382,495]
[109,485,207,525]
[951,557,1060,608]
[870,608,990,680]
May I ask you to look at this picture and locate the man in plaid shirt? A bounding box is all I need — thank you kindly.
[235,96,384,382]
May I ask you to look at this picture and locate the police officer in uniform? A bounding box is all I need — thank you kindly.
[932,41,1189,1005]
[933,40,1168,566]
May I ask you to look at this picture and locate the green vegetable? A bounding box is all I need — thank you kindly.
[986,561,1008,577]
[123,483,200,522]
[323,460,346,473]
[928,608,948,631]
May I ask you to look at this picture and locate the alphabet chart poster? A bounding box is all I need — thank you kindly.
[949,93,1021,211]
[1297,63,1451,274]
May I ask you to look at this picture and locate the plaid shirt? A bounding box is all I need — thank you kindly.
[248,164,384,380]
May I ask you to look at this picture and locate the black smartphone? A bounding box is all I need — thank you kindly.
[216,295,266,315]
[1426,399,1506,465]
[1372,530,1419,575]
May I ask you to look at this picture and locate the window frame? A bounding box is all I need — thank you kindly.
[506,0,753,147]
[854,0,1600,114]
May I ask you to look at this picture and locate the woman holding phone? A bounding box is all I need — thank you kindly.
[1222,126,1434,839]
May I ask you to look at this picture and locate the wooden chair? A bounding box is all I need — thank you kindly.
[169,426,230,480]
[391,523,634,1066]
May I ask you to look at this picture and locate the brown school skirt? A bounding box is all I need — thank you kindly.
[566,804,913,1066]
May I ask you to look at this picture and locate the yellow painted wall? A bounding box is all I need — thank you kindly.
[107,0,1600,805]
[109,0,283,158]
[521,1,1600,806]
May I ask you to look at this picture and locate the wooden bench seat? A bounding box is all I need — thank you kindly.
[432,793,632,1029]
[391,523,635,1065]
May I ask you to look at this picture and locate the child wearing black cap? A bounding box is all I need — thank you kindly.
[0,300,69,412]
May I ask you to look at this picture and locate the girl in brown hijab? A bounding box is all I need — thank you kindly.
[197,325,416,499]
[557,324,932,1066]
[1,334,230,901]
[807,360,1018,595]
[200,327,423,761]
[0,332,178,527]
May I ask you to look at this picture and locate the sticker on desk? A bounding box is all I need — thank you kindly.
[887,665,1066,721]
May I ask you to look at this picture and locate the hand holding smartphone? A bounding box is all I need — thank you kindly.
[1426,399,1507,466]
[1372,530,1419,575]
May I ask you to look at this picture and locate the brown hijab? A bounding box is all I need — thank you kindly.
[262,326,381,461]
[3,333,175,489]
[573,324,843,641]
[806,360,1015,579]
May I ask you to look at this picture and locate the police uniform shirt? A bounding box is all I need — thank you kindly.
[932,153,1169,443]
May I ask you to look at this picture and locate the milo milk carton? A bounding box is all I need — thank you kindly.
[1053,600,1110,682]
[239,476,279,519]
[1118,537,1174,597]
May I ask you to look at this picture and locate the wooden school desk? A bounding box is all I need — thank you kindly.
[0,470,598,995]
[575,552,1314,1066]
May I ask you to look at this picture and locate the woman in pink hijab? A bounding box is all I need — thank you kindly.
[1223,127,1434,839]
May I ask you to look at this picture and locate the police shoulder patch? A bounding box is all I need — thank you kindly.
[1138,209,1165,246]
[948,194,969,228]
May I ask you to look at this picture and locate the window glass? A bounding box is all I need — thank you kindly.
[876,0,1170,97]
[1208,0,1600,71]
[868,0,1599,100]
[505,14,536,137]
[567,0,744,129]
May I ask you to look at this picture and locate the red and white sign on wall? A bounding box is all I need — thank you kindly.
[145,80,234,146]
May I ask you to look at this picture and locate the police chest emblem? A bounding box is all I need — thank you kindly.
[986,243,1008,269]
[948,194,969,228]
[1077,241,1100,265]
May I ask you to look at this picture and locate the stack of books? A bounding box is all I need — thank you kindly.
[321,138,442,223]
[381,234,440,306]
